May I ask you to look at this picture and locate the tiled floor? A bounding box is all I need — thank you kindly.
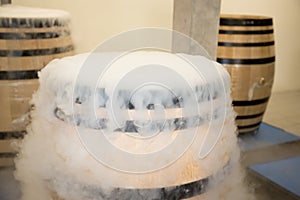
[263,90,300,136]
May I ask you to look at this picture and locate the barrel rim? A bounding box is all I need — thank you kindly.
[238,126,260,134]
[221,14,272,20]
[220,14,273,26]
[237,122,261,129]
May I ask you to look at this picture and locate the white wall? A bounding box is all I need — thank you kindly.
[12,0,300,92]
[13,0,174,53]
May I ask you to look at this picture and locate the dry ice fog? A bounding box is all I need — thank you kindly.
[14,51,255,199]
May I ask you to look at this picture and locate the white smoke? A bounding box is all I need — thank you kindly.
[14,51,254,200]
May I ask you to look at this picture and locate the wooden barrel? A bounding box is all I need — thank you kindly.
[217,14,275,134]
[0,5,74,167]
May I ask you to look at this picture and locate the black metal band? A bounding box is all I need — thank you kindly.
[0,152,16,158]
[0,131,25,140]
[0,70,39,80]
[236,112,264,120]
[218,41,274,47]
[53,107,210,132]
[220,18,273,26]
[0,18,69,28]
[110,178,208,199]
[0,31,71,40]
[237,122,261,130]
[233,97,269,106]
[0,44,74,57]
[217,56,275,65]
[219,29,273,35]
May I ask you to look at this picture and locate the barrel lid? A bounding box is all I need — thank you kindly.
[0,5,70,19]
[0,5,70,28]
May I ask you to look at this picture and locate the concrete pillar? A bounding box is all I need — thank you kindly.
[173,0,221,59]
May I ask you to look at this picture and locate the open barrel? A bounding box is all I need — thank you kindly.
[0,5,74,167]
[217,14,275,134]
[14,52,237,199]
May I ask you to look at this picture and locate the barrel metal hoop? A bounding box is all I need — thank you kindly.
[0,131,26,139]
[219,29,273,35]
[0,70,39,80]
[232,97,269,106]
[0,152,16,158]
[217,56,275,65]
[236,112,265,120]
[0,31,71,40]
[53,107,209,132]
[0,44,74,57]
[218,41,274,47]
[220,18,273,26]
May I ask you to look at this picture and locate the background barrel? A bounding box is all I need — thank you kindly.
[0,5,74,167]
[217,14,275,134]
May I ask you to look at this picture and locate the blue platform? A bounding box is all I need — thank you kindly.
[250,156,300,198]
[243,123,300,199]
[239,122,300,151]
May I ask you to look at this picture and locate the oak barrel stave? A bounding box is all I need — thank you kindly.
[0,6,74,166]
[217,14,275,134]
